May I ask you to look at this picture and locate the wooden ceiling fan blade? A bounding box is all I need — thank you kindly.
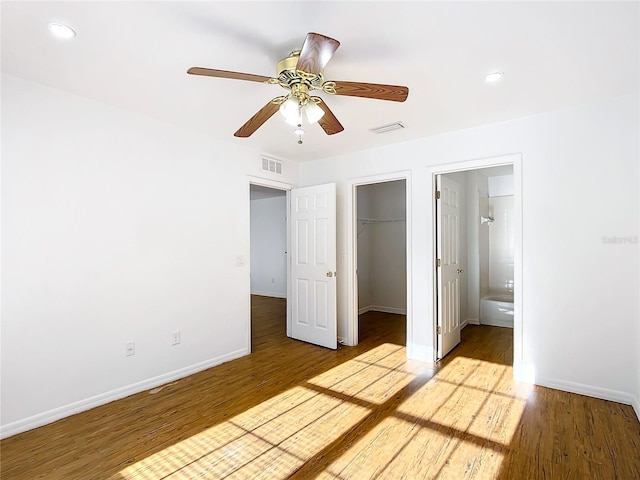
[296,33,340,76]
[234,99,283,138]
[314,98,344,135]
[330,81,409,102]
[187,67,273,84]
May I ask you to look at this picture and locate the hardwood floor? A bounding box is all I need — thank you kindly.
[2,295,639,479]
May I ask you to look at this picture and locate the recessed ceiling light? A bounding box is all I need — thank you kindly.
[48,23,76,39]
[485,72,503,83]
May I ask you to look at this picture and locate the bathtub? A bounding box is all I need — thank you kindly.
[480,294,514,328]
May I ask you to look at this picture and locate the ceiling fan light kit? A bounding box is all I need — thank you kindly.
[187,32,409,141]
[278,84,326,127]
[302,100,325,124]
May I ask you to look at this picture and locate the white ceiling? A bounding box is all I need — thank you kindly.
[2,1,638,162]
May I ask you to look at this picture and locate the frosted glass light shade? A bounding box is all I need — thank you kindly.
[280,96,325,126]
[303,101,325,124]
[279,97,302,126]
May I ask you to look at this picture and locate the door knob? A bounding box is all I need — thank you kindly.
[326,272,333,277]
[457,268,465,274]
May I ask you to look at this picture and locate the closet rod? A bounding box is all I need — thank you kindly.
[358,217,406,224]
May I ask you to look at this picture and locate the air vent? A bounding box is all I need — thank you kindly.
[261,156,283,175]
[369,122,406,134]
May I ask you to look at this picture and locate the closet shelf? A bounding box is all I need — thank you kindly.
[357,217,405,237]
[358,217,405,224]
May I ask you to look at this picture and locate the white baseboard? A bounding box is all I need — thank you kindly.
[632,395,640,422]
[534,376,636,408]
[480,318,513,328]
[461,318,480,329]
[0,348,249,440]
[358,305,407,315]
[251,290,286,299]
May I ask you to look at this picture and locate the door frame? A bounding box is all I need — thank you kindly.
[247,176,294,352]
[346,170,412,347]
[427,154,523,376]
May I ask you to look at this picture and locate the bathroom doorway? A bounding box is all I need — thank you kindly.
[431,155,521,364]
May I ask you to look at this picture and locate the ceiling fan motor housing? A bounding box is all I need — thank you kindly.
[276,51,325,91]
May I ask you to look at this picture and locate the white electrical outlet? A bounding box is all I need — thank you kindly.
[172,331,180,345]
[125,341,135,356]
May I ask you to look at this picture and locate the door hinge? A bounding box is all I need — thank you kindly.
[437,325,442,334]
[435,190,441,200]
[436,258,441,268]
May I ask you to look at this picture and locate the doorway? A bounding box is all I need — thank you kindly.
[250,185,287,299]
[249,182,289,351]
[357,181,407,305]
[248,179,339,352]
[356,180,407,346]
[430,154,522,369]
[347,172,412,348]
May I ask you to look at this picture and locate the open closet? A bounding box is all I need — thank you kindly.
[356,180,407,316]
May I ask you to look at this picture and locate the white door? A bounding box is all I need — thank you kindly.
[290,183,337,349]
[436,175,462,359]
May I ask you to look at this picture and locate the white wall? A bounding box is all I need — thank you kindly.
[299,93,639,409]
[479,197,491,299]
[488,174,515,197]
[0,74,299,437]
[488,195,515,294]
[357,181,406,314]
[356,186,372,309]
[250,195,287,298]
[465,170,489,323]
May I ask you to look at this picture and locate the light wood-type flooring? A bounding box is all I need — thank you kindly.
[2,295,639,479]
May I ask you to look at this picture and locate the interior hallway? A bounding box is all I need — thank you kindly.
[1,296,639,479]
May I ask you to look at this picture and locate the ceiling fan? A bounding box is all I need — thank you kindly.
[187,32,409,140]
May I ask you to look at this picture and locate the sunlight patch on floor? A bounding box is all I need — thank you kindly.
[397,355,529,448]
[308,343,404,389]
[307,343,419,405]
[116,422,248,479]
[115,345,530,480]
[321,358,522,478]
[115,344,406,480]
